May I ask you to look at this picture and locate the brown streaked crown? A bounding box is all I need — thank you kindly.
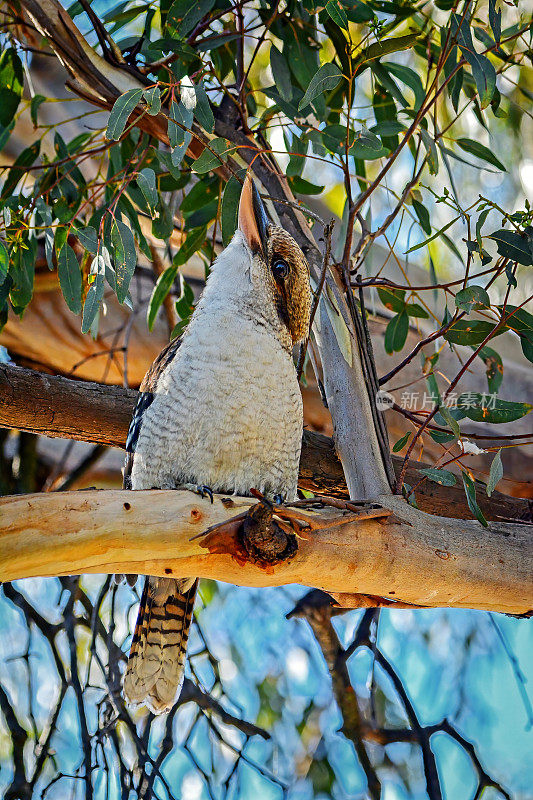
[266,226,311,344]
[238,173,311,344]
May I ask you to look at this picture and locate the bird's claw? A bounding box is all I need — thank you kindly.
[197,485,214,503]
[180,483,214,503]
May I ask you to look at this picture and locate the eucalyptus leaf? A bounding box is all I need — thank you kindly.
[137,168,158,217]
[456,138,506,172]
[221,173,244,246]
[418,467,457,486]
[392,432,411,452]
[166,0,216,38]
[0,238,9,286]
[106,89,143,140]
[147,265,179,330]
[0,48,24,128]
[461,471,488,527]
[298,63,343,111]
[456,394,532,424]
[486,449,503,497]
[325,0,348,29]
[142,86,162,116]
[444,320,504,346]
[192,138,228,173]
[270,45,293,103]
[173,225,207,267]
[450,14,496,108]
[75,225,98,255]
[384,310,408,354]
[57,243,82,314]
[110,218,137,303]
[455,285,490,312]
[194,83,215,133]
[488,230,533,266]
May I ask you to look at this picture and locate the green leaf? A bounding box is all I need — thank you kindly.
[137,168,158,217]
[420,129,439,175]
[30,94,46,127]
[371,121,405,137]
[167,0,216,38]
[456,394,532,424]
[455,285,490,312]
[405,302,429,319]
[450,14,496,108]
[286,27,320,91]
[456,138,506,172]
[357,34,418,69]
[444,320,503,346]
[82,257,105,334]
[75,225,98,254]
[325,0,348,29]
[476,207,491,248]
[147,264,179,330]
[110,218,137,303]
[10,238,36,311]
[345,0,374,22]
[298,63,343,111]
[194,83,215,133]
[405,215,461,254]
[181,174,218,214]
[488,230,533,266]
[429,429,456,444]
[392,432,411,452]
[168,99,193,165]
[476,345,503,393]
[377,286,405,312]
[384,62,425,110]
[440,405,461,438]
[418,467,457,486]
[0,238,8,285]
[0,48,23,127]
[501,306,533,363]
[412,199,431,235]
[192,137,228,173]
[521,335,533,363]
[221,172,245,246]
[384,310,408,354]
[142,86,162,116]
[152,197,174,239]
[1,141,40,199]
[57,243,82,314]
[489,0,501,43]
[173,225,207,267]
[486,449,503,497]
[289,176,325,195]
[106,89,143,140]
[270,45,293,103]
[461,471,488,527]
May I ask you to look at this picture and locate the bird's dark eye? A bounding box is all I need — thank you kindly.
[272,259,289,280]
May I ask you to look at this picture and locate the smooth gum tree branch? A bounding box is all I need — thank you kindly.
[1,490,531,615]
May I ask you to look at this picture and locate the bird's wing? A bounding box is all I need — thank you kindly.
[123,336,182,489]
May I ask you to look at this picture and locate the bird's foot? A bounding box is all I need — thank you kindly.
[179,483,214,503]
[240,492,298,565]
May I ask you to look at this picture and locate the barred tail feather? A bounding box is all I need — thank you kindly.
[123,576,198,714]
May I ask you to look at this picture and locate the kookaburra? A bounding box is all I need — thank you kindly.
[122,174,311,713]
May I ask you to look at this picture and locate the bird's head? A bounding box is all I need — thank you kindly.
[237,174,311,345]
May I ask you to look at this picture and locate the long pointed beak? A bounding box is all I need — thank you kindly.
[238,174,270,259]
